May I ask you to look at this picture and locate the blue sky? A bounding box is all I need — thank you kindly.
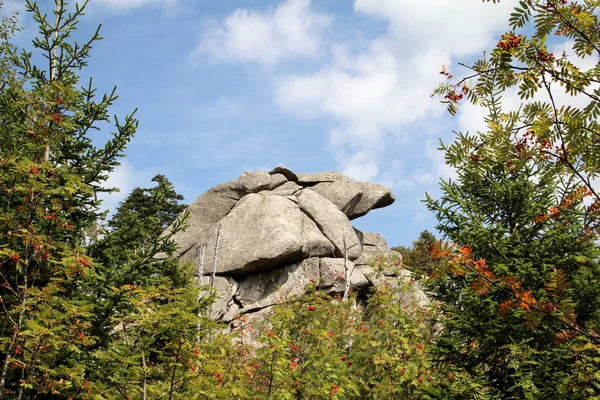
[5,0,524,247]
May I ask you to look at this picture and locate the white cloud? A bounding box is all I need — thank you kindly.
[197,0,520,190]
[197,0,330,66]
[275,0,517,184]
[276,41,445,148]
[338,150,379,181]
[99,161,135,213]
[456,99,492,136]
[381,142,456,190]
[354,0,516,58]
[425,140,457,182]
[551,39,598,71]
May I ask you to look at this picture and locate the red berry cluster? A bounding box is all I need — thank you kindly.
[468,154,482,163]
[497,34,523,51]
[537,50,555,62]
[330,384,339,396]
[444,91,463,102]
[524,130,561,157]
[545,0,568,9]
[587,201,600,214]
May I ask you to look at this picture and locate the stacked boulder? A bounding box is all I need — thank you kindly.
[169,168,426,328]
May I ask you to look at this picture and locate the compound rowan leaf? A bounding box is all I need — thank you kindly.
[471,277,492,296]
[545,268,569,295]
[515,290,537,310]
[522,311,542,331]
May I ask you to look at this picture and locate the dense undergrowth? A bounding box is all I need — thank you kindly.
[1,0,599,398]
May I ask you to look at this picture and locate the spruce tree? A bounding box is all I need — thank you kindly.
[87,175,189,346]
[0,2,238,398]
[0,1,137,397]
[392,230,439,275]
[429,0,600,396]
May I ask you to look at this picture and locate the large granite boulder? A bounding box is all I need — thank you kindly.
[201,194,334,275]
[205,276,239,320]
[355,231,401,268]
[167,168,426,331]
[318,258,369,294]
[296,189,361,260]
[296,172,395,220]
[176,171,290,262]
[235,258,320,312]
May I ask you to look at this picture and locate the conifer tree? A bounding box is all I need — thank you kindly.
[0,2,234,398]
[392,230,439,275]
[87,175,189,346]
[0,1,137,397]
[430,0,600,397]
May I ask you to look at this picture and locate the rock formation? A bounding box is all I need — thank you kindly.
[169,168,426,330]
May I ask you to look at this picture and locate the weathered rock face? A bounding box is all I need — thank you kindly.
[296,172,395,220]
[200,194,334,275]
[169,168,426,330]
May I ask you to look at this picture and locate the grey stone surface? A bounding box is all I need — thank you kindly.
[296,189,361,260]
[348,182,396,220]
[362,231,388,250]
[171,172,286,260]
[222,303,241,324]
[359,267,428,307]
[232,171,275,193]
[296,172,395,219]
[174,191,238,261]
[354,231,399,268]
[259,181,300,197]
[310,180,363,216]
[319,258,369,293]
[166,168,423,332]
[235,258,320,311]
[301,213,336,258]
[269,166,298,183]
[297,171,345,184]
[202,194,333,275]
[268,173,288,190]
[203,276,239,320]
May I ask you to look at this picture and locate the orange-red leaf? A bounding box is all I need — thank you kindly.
[474,258,494,280]
[460,246,473,256]
[498,300,513,316]
[471,277,492,295]
[554,329,575,344]
[500,276,522,291]
[516,290,537,310]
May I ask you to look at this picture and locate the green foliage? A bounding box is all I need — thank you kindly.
[108,174,187,239]
[392,230,440,276]
[227,271,486,400]
[87,175,189,345]
[91,173,187,282]
[0,0,139,396]
[0,2,236,398]
[430,0,600,397]
[90,271,225,399]
[6,0,600,398]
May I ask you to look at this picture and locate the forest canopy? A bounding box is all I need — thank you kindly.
[0,0,599,399]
